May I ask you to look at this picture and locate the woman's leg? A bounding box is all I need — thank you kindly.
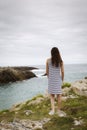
[57,94,66,117]
[50,94,55,112]
[57,94,62,110]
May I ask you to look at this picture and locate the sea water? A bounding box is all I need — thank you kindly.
[0,64,87,110]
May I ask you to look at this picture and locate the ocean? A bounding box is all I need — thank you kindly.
[0,64,87,111]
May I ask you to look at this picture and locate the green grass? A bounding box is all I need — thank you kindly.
[0,110,15,122]
[43,116,74,130]
[0,94,87,130]
[16,97,51,120]
[43,116,87,130]
[43,96,87,130]
[62,96,87,118]
[62,82,71,89]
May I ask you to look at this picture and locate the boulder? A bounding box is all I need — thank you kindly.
[71,79,87,97]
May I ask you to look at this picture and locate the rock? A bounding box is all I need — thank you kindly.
[13,66,38,71]
[24,110,34,115]
[84,77,87,79]
[10,96,45,112]
[0,66,36,84]
[28,97,44,106]
[10,101,26,112]
[74,119,84,126]
[62,95,78,101]
[71,79,87,97]
[0,118,50,130]
[62,87,72,96]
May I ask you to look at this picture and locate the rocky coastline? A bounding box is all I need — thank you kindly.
[0,66,37,84]
[0,78,87,129]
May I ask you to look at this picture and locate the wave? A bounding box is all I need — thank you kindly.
[31,69,46,77]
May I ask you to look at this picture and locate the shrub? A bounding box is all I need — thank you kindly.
[62,82,71,89]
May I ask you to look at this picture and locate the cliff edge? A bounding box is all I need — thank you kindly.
[0,66,37,84]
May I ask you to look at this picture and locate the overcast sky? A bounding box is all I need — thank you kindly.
[0,0,87,66]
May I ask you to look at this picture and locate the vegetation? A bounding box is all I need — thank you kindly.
[0,91,87,129]
[44,96,87,130]
[62,82,71,89]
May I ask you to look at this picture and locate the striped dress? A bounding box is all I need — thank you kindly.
[48,59,62,94]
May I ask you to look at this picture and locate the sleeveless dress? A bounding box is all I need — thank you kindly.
[48,59,62,94]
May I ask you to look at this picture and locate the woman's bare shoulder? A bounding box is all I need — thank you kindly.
[46,58,51,63]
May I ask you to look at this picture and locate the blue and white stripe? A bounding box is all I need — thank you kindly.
[48,60,62,94]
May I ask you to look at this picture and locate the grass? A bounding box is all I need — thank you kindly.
[15,96,51,120]
[63,96,87,129]
[0,93,87,130]
[0,110,15,122]
[62,82,71,89]
[43,116,74,130]
[43,95,87,130]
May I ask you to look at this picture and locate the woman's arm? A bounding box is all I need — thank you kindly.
[60,62,64,81]
[46,59,49,77]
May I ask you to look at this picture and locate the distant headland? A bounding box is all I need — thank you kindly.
[0,66,37,84]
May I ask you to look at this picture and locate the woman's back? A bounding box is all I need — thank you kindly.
[48,59,62,94]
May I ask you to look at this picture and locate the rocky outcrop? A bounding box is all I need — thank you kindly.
[0,118,50,130]
[0,85,87,130]
[0,79,87,129]
[0,95,50,130]
[0,67,37,84]
[71,79,87,97]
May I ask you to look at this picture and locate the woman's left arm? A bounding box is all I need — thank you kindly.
[60,62,64,82]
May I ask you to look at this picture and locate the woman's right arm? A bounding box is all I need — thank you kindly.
[46,59,49,77]
[60,61,64,82]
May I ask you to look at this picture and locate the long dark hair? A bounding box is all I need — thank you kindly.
[51,47,62,67]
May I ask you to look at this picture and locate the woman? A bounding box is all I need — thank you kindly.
[46,47,64,116]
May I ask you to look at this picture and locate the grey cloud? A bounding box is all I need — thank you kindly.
[0,0,87,65]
